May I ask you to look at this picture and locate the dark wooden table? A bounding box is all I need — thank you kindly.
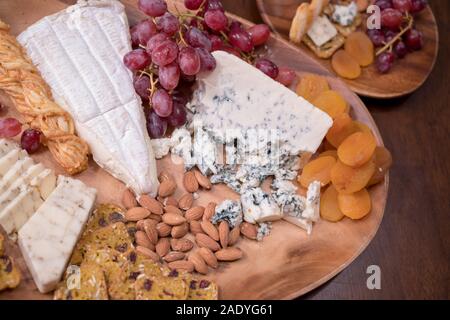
[221,0,450,300]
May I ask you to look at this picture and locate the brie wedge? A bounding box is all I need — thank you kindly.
[18,0,159,196]
[18,176,97,293]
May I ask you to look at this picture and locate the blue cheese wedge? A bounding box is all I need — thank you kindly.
[307,15,338,47]
[18,176,97,293]
[241,188,282,223]
[191,51,332,155]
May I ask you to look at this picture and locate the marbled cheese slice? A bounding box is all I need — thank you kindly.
[18,176,97,293]
[18,0,159,197]
[191,51,332,155]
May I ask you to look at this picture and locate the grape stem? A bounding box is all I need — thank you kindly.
[376,15,414,56]
[178,13,205,21]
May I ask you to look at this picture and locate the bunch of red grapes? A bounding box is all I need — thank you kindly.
[124,0,296,139]
[367,0,427,74]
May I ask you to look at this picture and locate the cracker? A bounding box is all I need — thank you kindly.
[0,255,21,291]
[187,279,219,300]
[134,273,189,300]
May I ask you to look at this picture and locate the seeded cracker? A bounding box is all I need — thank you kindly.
[187,279,219,300]
[0,254,21,291]
[134,273,189,300]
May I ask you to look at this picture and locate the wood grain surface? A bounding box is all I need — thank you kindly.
[0,0,389,300]
[221,0,449,300]
[256,0,439,98]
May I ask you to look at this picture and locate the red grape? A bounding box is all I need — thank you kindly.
[228,29,253,53]
[138,0,167,17]
[381,8,403,30]
[167,101,187,127]
[255,58,279,79]
[248,24,271,46]
[151,40,179,66]
[375,0,393,10]
[206,0,224,12]
[229,21,244,32]
[208,34,223,51]
[179,46,201,75]
[123,49,151,71]
[159,62,181,90]
[146,33,169,54]
[392,0,412,13]
[367,29,386,47]
[384,30,398,43]
[275,67,296,86]
[185,0,203,10]
[21,128,41,153]
[130,26,140,47]
[218,45,240,57]
[0,117,22,138]
[156,12,180,36]
[204,9,228,32]
[394,41,408,58]
[133,19,158,46]
[404,29,423,50]
[196,47,216,72]
[134,75,151,100]
[186,27,212,51]
[410,0,427,14]
[152,88,173,117]
[376,52,395,73]
[146,109,167,138]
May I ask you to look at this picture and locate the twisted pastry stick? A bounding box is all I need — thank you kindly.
[0,20,89,174]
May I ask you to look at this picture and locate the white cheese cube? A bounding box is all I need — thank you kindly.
[307,16,338,47]
[18,176,97,293]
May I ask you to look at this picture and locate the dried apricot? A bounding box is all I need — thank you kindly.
[331,50,361,80]
[313,90,348,119]
[338,132,377,167]
[345,32,374,67]
[353,120,373,136]
[368,146,393,186]
[298,156,336,188]
[323,139,336,151]
[320,185,344,222]
[296,73,330,103]
[326,113,360,148]
[337,188,371,220]
[330,159,376,194]
[318,150,338,160]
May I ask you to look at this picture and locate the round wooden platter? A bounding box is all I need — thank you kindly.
[256,0,439,98]
[0,0,388,300]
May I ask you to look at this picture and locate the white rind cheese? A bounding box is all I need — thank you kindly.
[18,176,97,293]
[191,51,332,155]
[18,0,159,197]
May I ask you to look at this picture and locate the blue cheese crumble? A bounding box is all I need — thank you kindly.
[256,222,272,241]
[211,200,243,228]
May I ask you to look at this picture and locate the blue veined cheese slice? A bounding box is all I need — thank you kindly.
[307,16,338,47]
[18,0,159,197]
[190,51,332,156]
[0,148,28,177]
[18,176,97,293]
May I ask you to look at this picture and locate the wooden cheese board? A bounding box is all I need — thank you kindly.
[256,0,439,99]
[0,0,388,300]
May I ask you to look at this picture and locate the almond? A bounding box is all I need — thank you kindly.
[164,196,179,207]
[198,247,218,269]
[164,205,183,215]
[218,221,229,249]
[155,238,170,257]
[122,188,137,209]
[228,226,241,246]
[194,170,212,190]
[189,220,204,235]
[138,195,163,215]
[156,222,172,237]
[158,179,177,197]
[162,213,186,226]
[188,252,209,275]
[167,260,194,273]
[240,222,257,240]
[135,231,155,251]
[203,202,216,221]
[183,171,199,193]
[185,206,204,222]
[137,218,157,231]
[215,247,243,261]
[143,220,158,245]
[125,207,151,222]
[195,233,220,252]
[200,220,219,241]
[136,246,160,262]
[170,238,194,252]
[178,193,194,210]
[163,251,185,263]
[148,213,162,222]
[171,223,189,238]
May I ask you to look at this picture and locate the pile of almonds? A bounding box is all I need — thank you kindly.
[121,169,258,275]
